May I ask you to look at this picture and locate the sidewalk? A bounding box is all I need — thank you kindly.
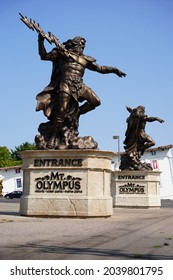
[0,199,173,260]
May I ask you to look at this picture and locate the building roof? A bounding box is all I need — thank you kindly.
[0,165,22,171]
[113,144,173,156]
[147,144,173,152]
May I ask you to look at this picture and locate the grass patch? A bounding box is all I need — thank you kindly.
[152,244,163,248]
[164,237,173,240]
[0,219,14,223]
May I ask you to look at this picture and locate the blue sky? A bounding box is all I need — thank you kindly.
[0,0,172,152]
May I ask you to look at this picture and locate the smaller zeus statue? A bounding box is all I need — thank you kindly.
[120,105,164,171]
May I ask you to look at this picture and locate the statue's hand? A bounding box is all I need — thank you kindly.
[114,69,126,77]
[38,32,44,41]
[158,118,164,123]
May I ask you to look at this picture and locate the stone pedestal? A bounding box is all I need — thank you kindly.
[20,150,115,217]
[111,170,161,208]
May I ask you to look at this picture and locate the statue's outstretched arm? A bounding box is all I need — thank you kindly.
[87,61,126,77]
[146,116,164,123]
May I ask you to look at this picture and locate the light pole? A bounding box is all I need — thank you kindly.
[113,135,120,169]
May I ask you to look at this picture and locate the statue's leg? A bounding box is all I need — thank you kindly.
[54,91,71,128]
[140,135,155,155]
[145,134,155,148]
[46,92,71,149]
[79,85,101,115]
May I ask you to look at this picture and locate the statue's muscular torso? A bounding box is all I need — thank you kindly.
[59,57,86,80]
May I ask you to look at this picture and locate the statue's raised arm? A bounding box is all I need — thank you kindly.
[19,13,71,55]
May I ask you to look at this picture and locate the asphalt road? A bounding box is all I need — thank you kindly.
[0,198,173,260]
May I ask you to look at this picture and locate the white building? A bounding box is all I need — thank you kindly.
[142,145,173,199]
[112,144,173,199]
[0,165,23,195]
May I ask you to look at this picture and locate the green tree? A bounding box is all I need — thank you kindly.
[10,142,36,161]
[0,146,11,167]
[0,142,36,167]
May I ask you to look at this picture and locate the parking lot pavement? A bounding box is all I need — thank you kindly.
[0,198,173,260]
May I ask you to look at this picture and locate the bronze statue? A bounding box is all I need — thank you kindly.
[120,105,164,170]
[19,13,126,150]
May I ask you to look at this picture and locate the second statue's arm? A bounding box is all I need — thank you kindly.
[145,116,164,123]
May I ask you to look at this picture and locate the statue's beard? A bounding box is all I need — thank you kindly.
[69,46,83,55]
